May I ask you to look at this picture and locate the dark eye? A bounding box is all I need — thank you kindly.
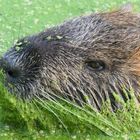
[86,60,106,71]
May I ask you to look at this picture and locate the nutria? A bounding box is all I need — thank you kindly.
[1,5,140,110]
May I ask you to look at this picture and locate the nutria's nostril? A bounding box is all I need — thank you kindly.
[0,56,20,78]
[7,69,20,78]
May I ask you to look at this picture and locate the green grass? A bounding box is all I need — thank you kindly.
[1,0,140,139]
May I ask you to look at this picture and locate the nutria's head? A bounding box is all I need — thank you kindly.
[1,6,140,110]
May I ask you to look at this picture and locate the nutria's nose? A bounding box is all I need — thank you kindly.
[6,69,21,79]
[0,57,21,79]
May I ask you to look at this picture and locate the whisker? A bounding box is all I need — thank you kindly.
[36,88,120,132]
[33,94,69,134]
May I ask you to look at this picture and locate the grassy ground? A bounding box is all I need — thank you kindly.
[0,0,140,139]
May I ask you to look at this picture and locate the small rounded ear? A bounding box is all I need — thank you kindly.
[120,3,133,12]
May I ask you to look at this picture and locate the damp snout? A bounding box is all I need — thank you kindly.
[0,56,21,80]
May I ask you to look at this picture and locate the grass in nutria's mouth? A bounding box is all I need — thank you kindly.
[1,0,140,140]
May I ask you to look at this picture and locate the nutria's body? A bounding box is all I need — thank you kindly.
[1,6,140,110]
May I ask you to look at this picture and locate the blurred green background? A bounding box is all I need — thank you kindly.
[0,0,140,53]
